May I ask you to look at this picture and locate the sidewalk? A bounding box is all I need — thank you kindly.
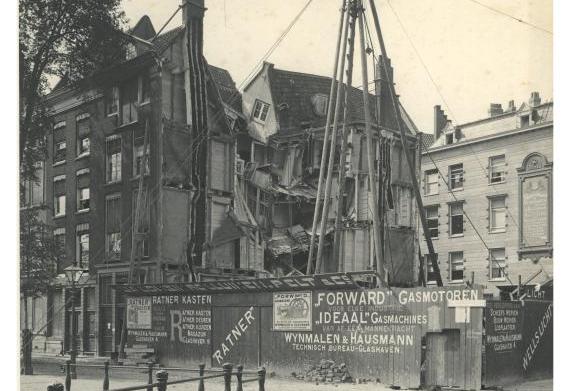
[21,374,396,391]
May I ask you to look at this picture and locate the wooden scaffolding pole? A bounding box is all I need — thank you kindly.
[306,0,347,274]
[367,0,443,286]
[333,10,358,271]
[357,2,387,287]
[119,117,150,354]
[315,1,352,274]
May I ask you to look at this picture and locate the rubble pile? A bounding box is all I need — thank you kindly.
[293,359,353,383]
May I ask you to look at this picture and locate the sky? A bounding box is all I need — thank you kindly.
[121,0,552,133]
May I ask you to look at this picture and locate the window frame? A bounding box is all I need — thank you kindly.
[424,169,439,195]
[132,131,150,178]
[54,140,67,164]
[449,202,464,237]
[105,136,122,184]
[489,195,507,233]
[252,99,270,123]
[449,251,465,283]
[425,254,439,285]
[489,155,506,184]
[449,163,464,190]
[54,194,66,217]
[76,229,90,268]
[489,248,507,281]
[105,194,122,262]
[425,205,439,239]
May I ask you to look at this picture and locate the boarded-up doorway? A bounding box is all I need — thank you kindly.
[425,329,461,387]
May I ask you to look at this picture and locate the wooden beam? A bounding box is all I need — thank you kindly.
[357,3,387,287]
[307,0,348,274]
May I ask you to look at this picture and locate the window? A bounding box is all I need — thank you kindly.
[449,202,464,236]
[449,251,464,282]
[446,133,454,145]
[252,100,270,122]
[489,155,505,184]
[489,196,506,233]
[22,162,44,207]
[449,163,463,190]
[54,141,67,164]
[105,194,121,261]
[425,169,439,195]
[53,176,66,217]
[132,188,150,257]
[106,86,119,116]
[425,206,439,238]
[76,169,90,212]
[78,188,90,212]
[520,115,530,128]
[76,115,90,156]
[106,136,122,183]
[76,224,89,267]
[125,43,137,60]
[121,78,138,125]
[425,254,439,284]
[133,132,150,177]
[489,248,506,280]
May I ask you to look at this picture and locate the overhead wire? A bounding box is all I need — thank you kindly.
[386,0,535,248]
[384,0,519,285]
[238,0,315,90]
[465,0,552,35]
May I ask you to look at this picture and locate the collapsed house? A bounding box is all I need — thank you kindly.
[237,61,423,284]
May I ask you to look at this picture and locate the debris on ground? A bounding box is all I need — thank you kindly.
[292,359,353,383]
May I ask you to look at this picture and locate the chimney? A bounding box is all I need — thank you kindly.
[506,100,516,112]
[434,105,448,140]
[529,91,541,107]
[488,103,503,117]
[183,0,205,24]
[375,55,396,129]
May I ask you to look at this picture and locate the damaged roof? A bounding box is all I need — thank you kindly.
[264,63,418,136]
[268,65,376,132]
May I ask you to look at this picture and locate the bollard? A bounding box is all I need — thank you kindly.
[198,363,205,391]
[103,361,110,391]
[257,367,266,391]
[223,363,233,391]
[235,365,243,391]
[156,370,169,391]
[146,362,154,391]
[65,360,71,391]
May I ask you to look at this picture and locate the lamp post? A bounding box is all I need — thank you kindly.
[64,264,87,380]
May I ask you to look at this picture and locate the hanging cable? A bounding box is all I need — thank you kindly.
[238,0,315,90]
[465,0,552,35]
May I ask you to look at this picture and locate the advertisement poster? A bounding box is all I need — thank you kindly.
[273,292,312,331]
[127,297,152,330]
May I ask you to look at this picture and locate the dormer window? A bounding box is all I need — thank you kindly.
[521,114,530,128]
[125,43,137,60]
[252,99,270,123]
[446,133,454,145]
